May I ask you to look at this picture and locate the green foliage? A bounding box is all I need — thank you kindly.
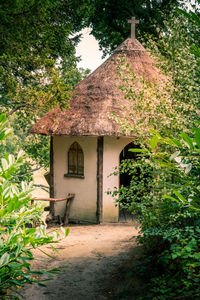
[85,0,179,56]
[0,0,92,169]
[112,5,200,139]
[113,124,200,298]
[142,7,200,128]
[114,123,200,299]
[0,0,90,112]
[0,114,69,298]
[178,0,200,58]
[140,128,200,299]
[156,130,200,211]
[113,58,181,137]
[110,157,154,214]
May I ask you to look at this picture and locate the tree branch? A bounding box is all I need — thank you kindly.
[7,104,27,116]
[17,167,43,177]
[33,184,49,193]
[173,293,200,299]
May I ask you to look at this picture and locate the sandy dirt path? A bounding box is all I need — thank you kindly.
[23,224,140,300]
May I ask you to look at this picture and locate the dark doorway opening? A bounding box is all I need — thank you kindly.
[119,142,139,222]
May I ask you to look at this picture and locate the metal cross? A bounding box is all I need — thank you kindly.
[128,17,139,39]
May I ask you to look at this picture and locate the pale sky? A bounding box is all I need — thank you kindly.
[76,28,107,73]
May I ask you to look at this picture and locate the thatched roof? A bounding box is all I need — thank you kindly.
[31,38,165,137]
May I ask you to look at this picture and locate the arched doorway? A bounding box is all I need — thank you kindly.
[119,142,139,222]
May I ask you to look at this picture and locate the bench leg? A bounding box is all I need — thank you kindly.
[63,199,72,226]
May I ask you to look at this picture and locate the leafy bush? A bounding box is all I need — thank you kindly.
[0,114,68,298]
[115,126,200,299]
[110,156,154,214]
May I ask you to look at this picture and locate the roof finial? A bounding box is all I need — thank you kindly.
[128,17,139,39]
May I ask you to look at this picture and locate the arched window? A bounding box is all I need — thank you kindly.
[67,142,84,176]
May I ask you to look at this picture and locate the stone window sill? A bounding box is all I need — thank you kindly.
[64,173,85,179]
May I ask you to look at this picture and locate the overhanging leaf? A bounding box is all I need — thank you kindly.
[0,252,10,267]
[149,135,159,150]
[173,190,187,204]
[180,132,194,149]
[193,128,200,149]
[163,194,180,203]
[149,129,162,138]
[129,149,149,153]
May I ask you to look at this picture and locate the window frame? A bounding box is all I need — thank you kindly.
[64,142,84,179]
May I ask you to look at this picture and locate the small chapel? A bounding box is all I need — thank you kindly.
[32,18,164,223]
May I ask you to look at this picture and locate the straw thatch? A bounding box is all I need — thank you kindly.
[31,38,165,137]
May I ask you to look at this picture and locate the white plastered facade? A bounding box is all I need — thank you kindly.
[102,137,133,222]
[53,136,133,223]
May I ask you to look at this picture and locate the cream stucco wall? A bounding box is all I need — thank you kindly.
[53,136,133,223]
[102,137,133,222]
[53,136,97,223]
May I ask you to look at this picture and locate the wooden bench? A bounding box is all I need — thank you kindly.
[32,193,75,226]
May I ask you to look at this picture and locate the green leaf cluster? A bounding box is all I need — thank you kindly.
[0,114,69,298]
[0,1,91,168]
[84,0,179,56]
[142,6,200,129]
[114,125,200,299]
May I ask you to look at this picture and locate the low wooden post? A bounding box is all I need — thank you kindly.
[33,194,75,226]
[63,194,75,226]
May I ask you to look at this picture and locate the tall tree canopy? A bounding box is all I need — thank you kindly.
[0,0,90,113]
[0,0,91,167]
[84,0,179,55]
